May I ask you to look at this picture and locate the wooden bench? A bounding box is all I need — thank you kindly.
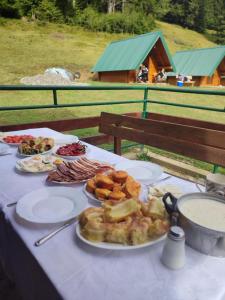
[99,112,225,168]
[183,81,195,87]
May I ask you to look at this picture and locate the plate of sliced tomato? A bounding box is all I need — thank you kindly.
[1,135,34,146]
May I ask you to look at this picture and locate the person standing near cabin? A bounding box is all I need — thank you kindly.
[137,64,148,83]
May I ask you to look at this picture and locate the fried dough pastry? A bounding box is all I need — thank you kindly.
[95,174,114,190]
[112,171,128,184]
[105,217,132,244]
[81,219,106,242]
[108,191,126,201]
[79,207,104,227]
[103,199,140,223]
[86,179,96,194]
[95,188,111,201]
[123,176,141,199]
[130,217,152,245]
[148,219,170,237]
[141,197,166,220]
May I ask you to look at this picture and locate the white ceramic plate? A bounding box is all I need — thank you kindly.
[1,139,20,146]
[53,144,90,160]
[0,143,11,155]
[17,148,53,157]
[16,187,88,224]
[76,224,166,250]
[83,184,102,203]
[115,160,163,184]
[15,156,58,173]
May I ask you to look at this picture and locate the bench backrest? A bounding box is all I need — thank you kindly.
[99,112,225,167]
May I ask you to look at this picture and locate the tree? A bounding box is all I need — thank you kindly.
[195,0,206,33]
[183,0,199,29]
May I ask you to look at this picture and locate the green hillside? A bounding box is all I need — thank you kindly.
[0,18,216,84]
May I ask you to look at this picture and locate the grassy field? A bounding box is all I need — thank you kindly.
[0,18,216,84]
[0,19,224,173]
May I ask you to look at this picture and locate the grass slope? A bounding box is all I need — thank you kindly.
[0,18,217,84]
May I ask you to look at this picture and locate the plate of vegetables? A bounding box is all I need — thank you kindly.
[54,141,89,160]
[1,135,34,146]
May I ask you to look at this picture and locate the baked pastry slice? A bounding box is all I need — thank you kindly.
[103,198,140,223]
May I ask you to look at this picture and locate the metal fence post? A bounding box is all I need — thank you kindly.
[142,87,148,119]
[53,89,58,105]
[212,165,219,173]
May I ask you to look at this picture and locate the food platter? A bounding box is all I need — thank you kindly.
[83,182,147,203]
[16,187,88,224]
[115,160,163,184]
[47,158,114,184]
[15,155,62,173]
[76,224,166,250]
[0,134,34,146]
[53,143,90,160]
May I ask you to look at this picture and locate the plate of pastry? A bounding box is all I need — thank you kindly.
[115,160,163,185]
[83,170,142,203]
[76,197,169,250]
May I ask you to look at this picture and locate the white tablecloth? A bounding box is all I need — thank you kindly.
[0,128,225,300]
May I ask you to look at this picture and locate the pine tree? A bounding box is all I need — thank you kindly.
[195,0,206,33]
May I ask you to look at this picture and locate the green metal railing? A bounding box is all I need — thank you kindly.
[0,85,225,172]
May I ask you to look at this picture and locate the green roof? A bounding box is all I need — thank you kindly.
[92,31,175,72]
[167,46,225,77]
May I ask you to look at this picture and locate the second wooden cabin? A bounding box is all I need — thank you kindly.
[92,31,175,83]
[167,46,225,86]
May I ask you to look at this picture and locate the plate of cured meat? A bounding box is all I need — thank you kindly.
[46,157,114,184]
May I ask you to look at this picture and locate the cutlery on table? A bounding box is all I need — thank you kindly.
[34,218,77,247]
[7,201,17,207]
[146,175,172,187]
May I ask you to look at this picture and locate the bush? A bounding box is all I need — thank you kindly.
[35,0,64,23]
[75,8,155,34]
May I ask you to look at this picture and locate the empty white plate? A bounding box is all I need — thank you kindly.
[16,186,87,223]
[115,160,163,184]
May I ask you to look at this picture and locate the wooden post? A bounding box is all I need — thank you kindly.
[114,136,121,155]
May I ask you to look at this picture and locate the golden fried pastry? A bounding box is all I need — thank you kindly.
[79,207,104,227]
[86,179,96,194]
[112,171,128,184]
[142,197,166,220]
[149,219,170,237]
[105,218,132,244]
[108,191,126,201]
[81,219,106,242]
[95,174,114,190]
[130,217,152,245]
[95,188,111,201]
[104,198,140,223]
[123,176,141,199]
[112,183,123,192]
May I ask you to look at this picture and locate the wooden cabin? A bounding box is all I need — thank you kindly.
[167,46,225,87]
[91,31,175,83]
